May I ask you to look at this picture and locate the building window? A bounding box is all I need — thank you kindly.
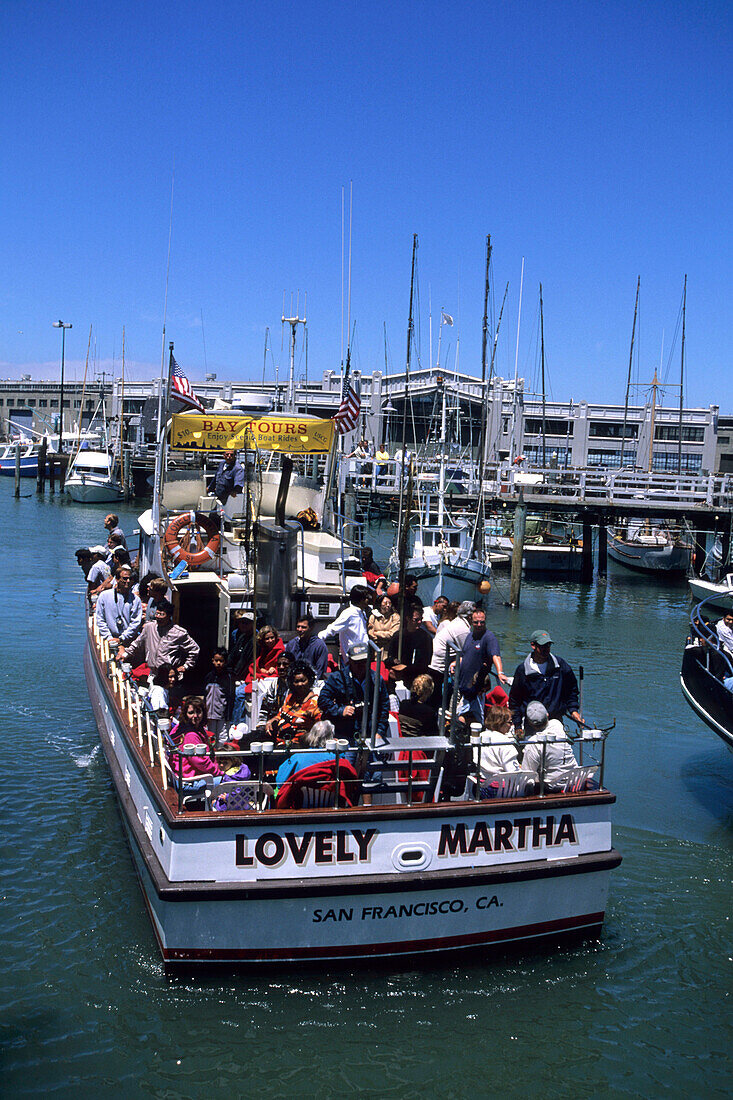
[654,425,705,443]
[524,418,570,436]
[74,399,81,408]
[523,445,572,467]
[7,399,13,407]
[718,434,729,444]
[39,400,47,408]
[62,400,70,408]
[28,399,36,407]
[652,452,702,473]
[587,448,637,468]
[589,421,639,438]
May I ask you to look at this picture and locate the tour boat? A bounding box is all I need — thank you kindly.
[83,406,621,969]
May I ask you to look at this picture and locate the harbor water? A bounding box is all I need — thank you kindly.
[1,487,731,1096]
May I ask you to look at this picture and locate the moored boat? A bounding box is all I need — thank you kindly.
[608,523,691,575]
[687,574,733,611]
[65,449,125,503]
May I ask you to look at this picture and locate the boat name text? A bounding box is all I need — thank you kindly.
[438,814,577,856]
[235,828,378,868]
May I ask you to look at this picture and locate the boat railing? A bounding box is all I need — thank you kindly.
[89,615,611,814]
[688,597,733,684]
[332,513,364,595]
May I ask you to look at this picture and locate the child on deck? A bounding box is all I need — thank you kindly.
[205,648,235,745]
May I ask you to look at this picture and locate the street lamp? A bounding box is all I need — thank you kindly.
[52,320,72,448]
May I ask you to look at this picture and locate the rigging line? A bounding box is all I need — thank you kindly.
[340,185,344,367]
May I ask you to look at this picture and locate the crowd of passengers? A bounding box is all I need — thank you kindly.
[77,525,600,804]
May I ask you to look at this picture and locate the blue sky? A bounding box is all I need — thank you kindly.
[1,0,730,409]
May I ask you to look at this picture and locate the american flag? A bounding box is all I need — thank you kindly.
[170,355,205,412]
[334,374,361,435]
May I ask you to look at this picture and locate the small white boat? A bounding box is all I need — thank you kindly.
[688,574,733,611]
[0,438,52,478]
[65,449,124,503]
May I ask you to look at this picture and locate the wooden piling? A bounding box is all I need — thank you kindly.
[14,442,20,498]
[581,517,594,583]
[37,437,47,493]
[58,452,67,491]
[49,456,56,494]
[597,520,607,578]
[123,450,132,501]
[509,490,526,607]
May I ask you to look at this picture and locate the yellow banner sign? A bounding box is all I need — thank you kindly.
[170,414,336,454]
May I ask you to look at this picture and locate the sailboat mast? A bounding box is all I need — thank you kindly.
[621,276,640,469]
[678,274,687,475]
[396,234,418,659]
[119,326,125,477]
[473,235,491,553]
[648,370,659,473]
[540,282,547,467]
[510,258,525,462]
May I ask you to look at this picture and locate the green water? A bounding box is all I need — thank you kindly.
[1,491,731,1096]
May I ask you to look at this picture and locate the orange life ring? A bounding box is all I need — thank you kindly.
[164,511,221,568]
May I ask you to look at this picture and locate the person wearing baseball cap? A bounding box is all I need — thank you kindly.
[317,641,389,743]
[508,628,583,730]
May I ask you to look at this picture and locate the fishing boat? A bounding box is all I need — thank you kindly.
[0,437,53,478]
[607,523,691,575]
[65,447,125,503]
[407,508,493,603]
[83,364,621,969]
[680,599,733,754]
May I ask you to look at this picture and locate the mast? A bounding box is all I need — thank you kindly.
[472,236,491,553]
[472,280,509,554]
[621,276,640,469]
[539,282,547,467]
[119,326,125,477]
[438,373,446,527]
[678,274,687,475]
[396,234,418,661]
[510,257,525,462]
[648,370,659,473]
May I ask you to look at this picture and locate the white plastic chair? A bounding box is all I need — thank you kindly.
[561,765,598,793]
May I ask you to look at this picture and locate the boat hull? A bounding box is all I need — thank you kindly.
[687,579,733,611]
[407,557,492,604]
[680,645,733,754]
[608,534,690,575]
[65,479,125,503]
[85,630,620,969]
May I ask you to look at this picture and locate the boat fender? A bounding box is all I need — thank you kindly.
[164,511,221,569]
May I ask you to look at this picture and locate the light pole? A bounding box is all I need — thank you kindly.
[52,320,72,448]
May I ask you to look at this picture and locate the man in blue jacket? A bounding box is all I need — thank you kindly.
[508,629,583,730]
[318,643,389,742]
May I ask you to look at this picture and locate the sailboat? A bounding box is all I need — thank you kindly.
[404,273,492,603]
[65,380,124,503]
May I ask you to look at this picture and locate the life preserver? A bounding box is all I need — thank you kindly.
[164,511,221,568]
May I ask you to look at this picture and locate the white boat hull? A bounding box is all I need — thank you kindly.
[688,578,733,610]
[65,479,125,503]
[407,556,493,604]
[85,630,619,969]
